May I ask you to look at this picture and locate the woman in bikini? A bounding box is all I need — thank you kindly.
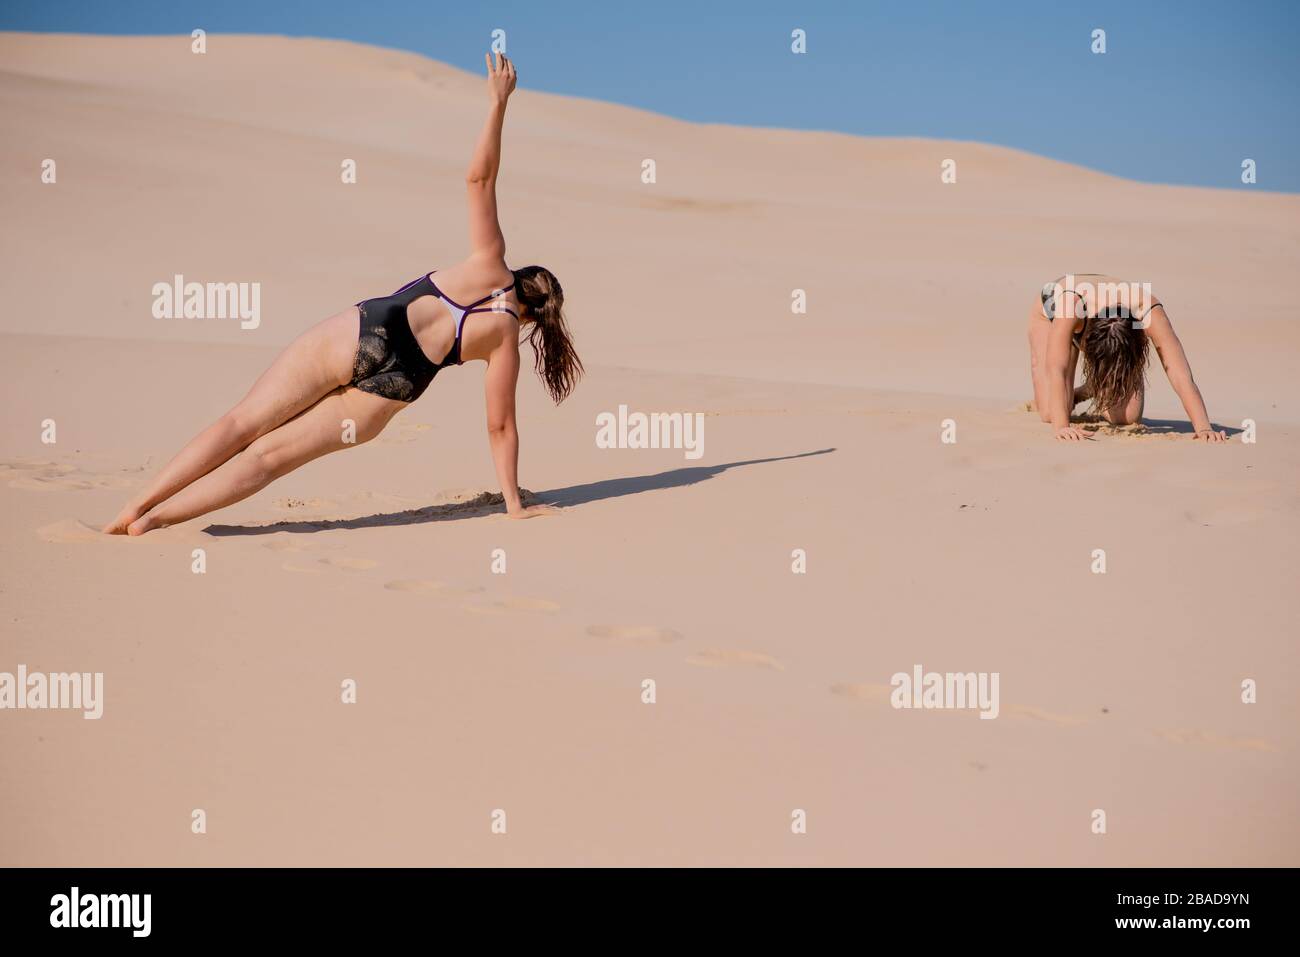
[106,52,580,534]
[1027,273,1227,442]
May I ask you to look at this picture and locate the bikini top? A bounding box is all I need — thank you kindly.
[1047,277,1159,350]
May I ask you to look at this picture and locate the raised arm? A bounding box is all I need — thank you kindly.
[465,52,517,259]
[1143,306,1227,442]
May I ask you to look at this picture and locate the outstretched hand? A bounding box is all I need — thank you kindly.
[1054,425,1094,442]
[485,51,517,104]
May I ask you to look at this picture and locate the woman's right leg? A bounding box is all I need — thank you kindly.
[104,308,359,533]
[128,385,401,534]
[1029,302,1089,421]
[1026,304,1053,422]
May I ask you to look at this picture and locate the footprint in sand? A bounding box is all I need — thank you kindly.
[377,421,433,445]
[318,556,378,572]
[11,473,135,492]
[383,579,484,596]
[830,682,893,703]
[463,603,507,616]
[585,624,683,645]
[37,519,112,544]
[1184,504,1268,528]
[831,683,1052,718]
[1005,704,1088,727]
[10,475,95,491]
[5,460,138,492]
[284,556,377,574]
[262,538,343,554]
[1154,729,1276,752]
[686,649,785,671]
[463,596,562,615]
[1,460,75,477]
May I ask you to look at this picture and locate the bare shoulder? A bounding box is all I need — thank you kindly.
[486,308,521,339]
[465,251,513,289]
[464,308,520,364]
[433,253,511,292]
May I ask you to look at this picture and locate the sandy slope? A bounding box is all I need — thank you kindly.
[1,33,1297,866]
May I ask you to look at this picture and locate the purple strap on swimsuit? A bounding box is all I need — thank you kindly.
[427,273,520,364]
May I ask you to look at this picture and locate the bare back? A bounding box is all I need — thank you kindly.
[404,257,520,366]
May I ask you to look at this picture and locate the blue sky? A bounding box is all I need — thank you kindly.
[5,0,1297,191]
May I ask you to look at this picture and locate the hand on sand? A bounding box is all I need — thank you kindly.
[1192,429,1229,443]
[1054,426,1094,442]
[507,504,558,520]
[485,51,517,103]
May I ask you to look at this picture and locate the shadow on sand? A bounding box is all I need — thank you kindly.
[203,447,836,537]
[1071,414,1240,436]
[1135,417,1240,436]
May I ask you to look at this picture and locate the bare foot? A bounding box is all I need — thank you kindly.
[126,512,160,536]
[103,502,146,535]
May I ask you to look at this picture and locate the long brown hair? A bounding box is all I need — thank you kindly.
[1080,311,1148,415]
[513,265,582,403]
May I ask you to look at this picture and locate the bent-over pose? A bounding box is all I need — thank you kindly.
[1027,273,1226,442]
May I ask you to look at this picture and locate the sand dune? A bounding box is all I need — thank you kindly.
[1,33,1297,866]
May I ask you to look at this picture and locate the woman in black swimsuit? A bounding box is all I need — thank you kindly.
[1026,274,1226,442]
[106,52,580,535]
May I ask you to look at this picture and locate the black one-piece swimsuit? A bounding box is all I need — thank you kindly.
[351,272,517,403]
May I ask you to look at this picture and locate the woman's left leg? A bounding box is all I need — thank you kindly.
[128,386,402,534]
[104,309,359,533]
